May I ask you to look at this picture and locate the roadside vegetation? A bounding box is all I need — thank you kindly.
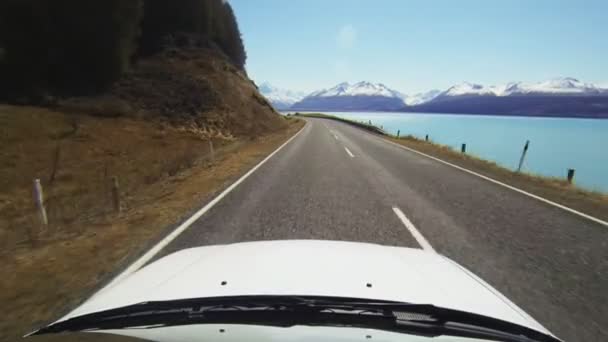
[0,0,246,99]
[0,1,299,341]
[294,112,385,134]
[0,107,301,341]
[299,113,608,221]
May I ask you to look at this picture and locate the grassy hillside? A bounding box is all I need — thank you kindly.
[0,0,247,98]
[0,106,301,342]
[0,31,302,338]
[0,1,298,340]
[58,44,285,138]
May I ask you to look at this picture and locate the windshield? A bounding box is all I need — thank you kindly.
[2,1,606,342]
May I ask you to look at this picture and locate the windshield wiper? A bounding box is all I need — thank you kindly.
[31,295,561,342]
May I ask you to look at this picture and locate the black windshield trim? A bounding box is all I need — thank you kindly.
[31,295,561,342]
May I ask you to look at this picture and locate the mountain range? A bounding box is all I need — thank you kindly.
[259,78,608,117]
[257,82,308,110]
[291,81,407,111]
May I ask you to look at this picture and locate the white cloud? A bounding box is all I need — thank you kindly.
[336,25,357,49]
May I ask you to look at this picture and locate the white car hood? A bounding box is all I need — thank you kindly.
[59,240,551,338]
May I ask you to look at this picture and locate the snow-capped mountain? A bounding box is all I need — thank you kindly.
[258,82,307,110]
[440,82,495,97]
[436,77,603,98]
[412,77,608,117]
[403,89,441,105]
[310,81,405,98]
[262,77,607,116]
[501,77,601,95]
[291,81,406,111]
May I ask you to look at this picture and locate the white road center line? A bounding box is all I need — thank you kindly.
[328,129,339,139]
[392,207,435,252]
[344,146,355,158]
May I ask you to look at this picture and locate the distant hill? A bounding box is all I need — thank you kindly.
[291,81,406,111]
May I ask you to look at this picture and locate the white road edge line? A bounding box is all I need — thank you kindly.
[344,146,355,158]
[325,115,608,228]
[392,207,435,253]
[381,138,608,228]
[94,122,308,296]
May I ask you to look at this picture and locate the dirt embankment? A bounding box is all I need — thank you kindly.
[0,47,301,342]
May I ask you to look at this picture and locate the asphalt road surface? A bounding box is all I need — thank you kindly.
[155,117,608,342]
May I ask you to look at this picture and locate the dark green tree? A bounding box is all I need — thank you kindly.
[139,0,213,54]
[138,0,246,69]
[0,0,247,99]
[0,0,143,97]
[217,2,246,69]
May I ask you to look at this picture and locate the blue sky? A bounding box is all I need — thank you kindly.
[230,0,608,94]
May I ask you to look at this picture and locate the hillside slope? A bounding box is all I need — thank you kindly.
[57,44,286,138]
[0,45,299,342]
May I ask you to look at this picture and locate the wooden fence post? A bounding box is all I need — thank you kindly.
[461,143,466,153]
[209,139,215,163]
[33,179,48,226]
[567,169,575,184]
[516,140,530,172]
[111,176,121,213]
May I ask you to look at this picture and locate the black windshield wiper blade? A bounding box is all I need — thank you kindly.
[32,296,425,334]
[31,295,561,342]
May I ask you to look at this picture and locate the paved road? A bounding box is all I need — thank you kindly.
[156,118,608,342]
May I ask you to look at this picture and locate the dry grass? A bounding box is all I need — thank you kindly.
[0,105,222,250]
[0,104,304,342]
[388,135,608,221]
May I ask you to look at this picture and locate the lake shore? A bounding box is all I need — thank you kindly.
[295,112,608,222]
[285,109,608,119]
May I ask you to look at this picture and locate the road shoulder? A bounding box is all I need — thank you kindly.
[0,118,304,342]
[299,114,608,224]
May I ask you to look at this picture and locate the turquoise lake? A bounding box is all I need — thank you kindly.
[311,112,608,192]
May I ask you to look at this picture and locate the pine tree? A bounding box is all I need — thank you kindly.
[0,0,143,96]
